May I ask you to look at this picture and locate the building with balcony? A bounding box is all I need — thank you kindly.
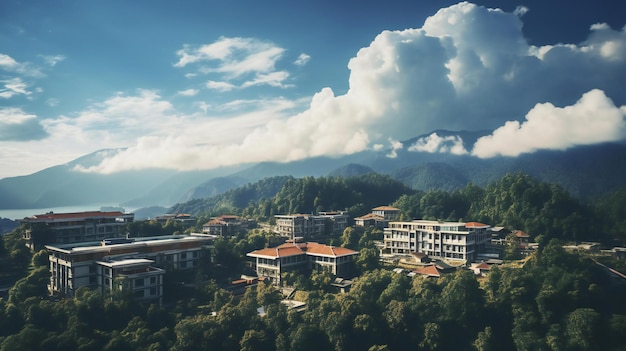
[274,211,349,239]
[21,211,134,250]
[45,234,215,302]
[247,241,359,285]
[383,220,491,262]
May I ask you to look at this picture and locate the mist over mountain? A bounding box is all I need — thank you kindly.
[2,131,626,212]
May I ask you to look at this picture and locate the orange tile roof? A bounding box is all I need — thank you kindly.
[372,206,399,211]
[465,222,489,228]
[515,231,530,238]
[474,262,491,270]
[414,265,441,277]
[304,242,358,257]
[249,242,358,258]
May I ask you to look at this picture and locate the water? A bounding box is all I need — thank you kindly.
[0,204,130,221]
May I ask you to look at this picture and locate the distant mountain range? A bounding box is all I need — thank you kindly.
[2,130,626,215]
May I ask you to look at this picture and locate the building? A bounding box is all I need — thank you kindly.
[22,211,134,250]
[355,206,400,229]
[202,215,255,236]
[247,242,359,285]
[155,213,197,227]
[383,220,491,262]
[274,211,349,239]
[45,234,215,303]
[318,211,349,236]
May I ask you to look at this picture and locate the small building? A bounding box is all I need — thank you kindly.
[470,262,492,276]
[413,265,442,278]
[21,211,134,250]
[202,215,254,236]
[355,206,400,229]
[155,213,197,227]
[247,242,359,285]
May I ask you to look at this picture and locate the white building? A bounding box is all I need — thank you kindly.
[384,220,491,262]
[45,234,215,303]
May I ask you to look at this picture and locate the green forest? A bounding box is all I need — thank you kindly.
[1,172,626,350]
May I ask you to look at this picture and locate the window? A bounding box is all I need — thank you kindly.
[150,287,157,296]
[150,276,157,285]
[135,278,144,287]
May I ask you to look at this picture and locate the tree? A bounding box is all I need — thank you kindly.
[565,308,600,351]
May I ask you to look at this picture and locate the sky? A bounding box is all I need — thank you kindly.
[1,0,625,179]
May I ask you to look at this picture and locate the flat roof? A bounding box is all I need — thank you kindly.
[46,234,215,254]
[96,258,155,268]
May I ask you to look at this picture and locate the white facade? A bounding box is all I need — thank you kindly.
[46,234,214,301]
[274,212,348,239]
[384,220,491,262]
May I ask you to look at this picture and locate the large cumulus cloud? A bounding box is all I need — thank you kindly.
[77,2,626,173]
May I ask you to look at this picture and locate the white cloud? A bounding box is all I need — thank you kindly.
[175,37,293,91]
[514,6,529,17]
[409,133,468,155]
[386,138,404,158]
[0,78,31,99]
[40,54,66,67]
[0,107,47,141]
[177,88,198,96]
[206,80,236,92]
[294,53,311,66]
[472,89,626,158]
[10,2,626,177]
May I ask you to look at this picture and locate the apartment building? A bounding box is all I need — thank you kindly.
[274,211,349,239]
[45,234,215,303]
[21,211,134,250]
[247,242,359,285]
[384,220,491,262]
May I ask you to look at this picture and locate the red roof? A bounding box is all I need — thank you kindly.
[515,231,530,238]
[248,242,358,259]
[465,222,489,228]
[25,211,127,221]
[414,265,441,277]
[474,262,491,270]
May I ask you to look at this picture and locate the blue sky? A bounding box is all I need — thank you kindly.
[1,0,625,179]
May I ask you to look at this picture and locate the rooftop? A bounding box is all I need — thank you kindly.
[23,211,132,221]
[247,242,358,259]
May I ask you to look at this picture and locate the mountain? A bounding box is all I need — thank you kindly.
[3,131,626,212]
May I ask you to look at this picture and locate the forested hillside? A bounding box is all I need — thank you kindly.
[172,172,623,245]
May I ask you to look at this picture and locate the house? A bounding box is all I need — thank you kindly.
[202,215,254,236]
[383,220,491,262]
[246,241,359,285]
[355,206,400,229]
[413,265,442,278]
[21,211,134,250]
[470,262,492,276]
[274,212,349,239]
[45,233,216,303]
[155,213,197,227]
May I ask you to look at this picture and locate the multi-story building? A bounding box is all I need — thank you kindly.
[21,211,134,250]
[384,220,491,262]
[318,211,349,236]
[247,242,359,285]
[45,234,215,303]
[355,206,400,229]
[274,212,349,239]
[202,215,255,236]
